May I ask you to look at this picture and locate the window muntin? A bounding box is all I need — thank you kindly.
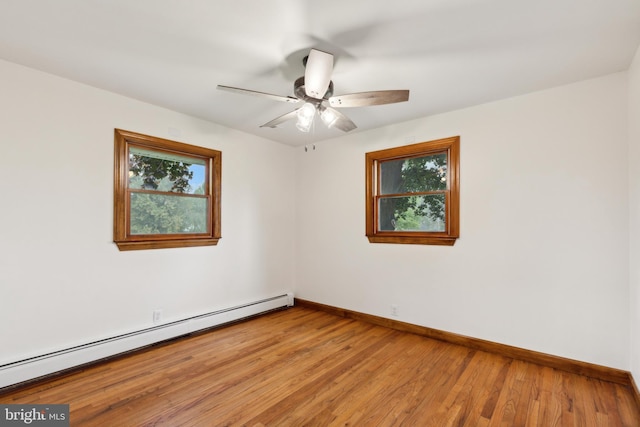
[366,136,459,245]
[114,129,221,250]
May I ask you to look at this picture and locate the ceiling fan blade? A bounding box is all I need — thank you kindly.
[304,49,333,99]
[328,90,410,108]
[259,110,298,128]
[322,106,357,132]
[217,85,299,104]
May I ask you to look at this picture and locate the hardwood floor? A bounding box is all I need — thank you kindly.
[1,306,639,426]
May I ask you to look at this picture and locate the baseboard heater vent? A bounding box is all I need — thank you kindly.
[0,293,294,389]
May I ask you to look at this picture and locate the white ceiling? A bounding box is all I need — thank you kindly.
[1,0,639,146]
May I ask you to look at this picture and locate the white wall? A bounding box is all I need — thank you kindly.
[629,45,640,381]
[0,59,295,366]
[295,73,630,369]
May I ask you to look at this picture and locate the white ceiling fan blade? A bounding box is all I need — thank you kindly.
[328,90,409,108]
[217,85,300,104]
[304,49,333,99]
[260,110,299,128]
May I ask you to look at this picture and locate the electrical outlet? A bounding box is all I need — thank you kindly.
[391,304,399,317]
[153,309,163,324]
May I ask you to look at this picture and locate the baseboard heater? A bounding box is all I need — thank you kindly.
[0,293,294,389]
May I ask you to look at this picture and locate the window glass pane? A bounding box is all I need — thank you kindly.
[380,153,447,195]
[129,146,206,194]
[378,194,445,232]
[130,193,208,235]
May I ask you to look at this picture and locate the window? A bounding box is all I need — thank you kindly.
[365,136,459,245]
[114,129,221,250]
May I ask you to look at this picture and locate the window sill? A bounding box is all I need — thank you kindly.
[366,235,457,246]
[115,237,220,251]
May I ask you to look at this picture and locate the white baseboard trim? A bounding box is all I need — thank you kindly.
[0,293,294,389]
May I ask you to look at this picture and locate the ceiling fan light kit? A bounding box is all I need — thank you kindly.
[296,102,316,133]
[217,48,410,134]
[319,105,338,128]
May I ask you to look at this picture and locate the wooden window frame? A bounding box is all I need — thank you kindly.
[365,136,459,246]
[113,129,221,251]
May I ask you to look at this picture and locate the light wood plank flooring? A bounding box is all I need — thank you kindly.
[1,307,639,426]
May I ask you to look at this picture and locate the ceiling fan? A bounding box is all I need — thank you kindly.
[217,49,410,133]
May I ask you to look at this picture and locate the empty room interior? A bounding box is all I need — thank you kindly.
[2,0,640,425]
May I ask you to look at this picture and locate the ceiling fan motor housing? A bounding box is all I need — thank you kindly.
[294,77,334,102]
